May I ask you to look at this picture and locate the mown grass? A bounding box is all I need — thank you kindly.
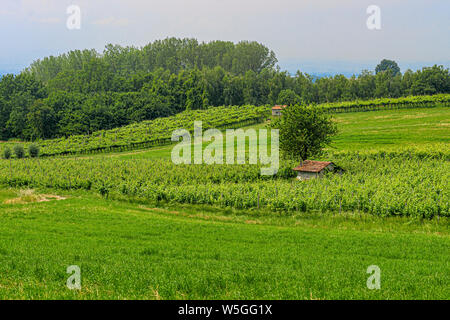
[330,107,450,152]
[0,190,448,300]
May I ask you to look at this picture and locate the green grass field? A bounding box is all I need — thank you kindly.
[331,107,449,153]
[0,190,448,300]
[0,107,448,300]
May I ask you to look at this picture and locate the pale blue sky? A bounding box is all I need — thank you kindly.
[1,0,449,74]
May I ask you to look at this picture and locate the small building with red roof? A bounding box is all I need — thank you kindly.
[272,105,287,116]
[293,160,342,180]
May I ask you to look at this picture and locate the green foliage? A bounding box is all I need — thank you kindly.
[0,97,448,300]
[28,38,277,82]
[26,100,57,139]
[376,59,401,76]
[2,147,11,159]
[98,183,110,198]
[0,192,447,299]
[0,151,448,218]
[0,38,448,141]
[271,104,337,160]
[23,105,269,157]
[277,89,302,106]
[318,93,450,113]
[0,106,448,219]
[28,144,40,158]
[0,94,447,158]
[0,144,450,218]
[185,68,208,110]
[13,144,25,159]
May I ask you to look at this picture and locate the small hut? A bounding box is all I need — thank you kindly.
[293,160,342,180]
[272,105,287,116]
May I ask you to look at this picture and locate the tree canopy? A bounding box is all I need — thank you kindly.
[375,59,401,76]
[271,104,338,160]
[0,39,449,141]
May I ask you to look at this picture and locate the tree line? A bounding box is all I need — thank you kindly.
[0,38,449,141]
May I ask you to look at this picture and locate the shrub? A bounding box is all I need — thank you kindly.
[13,145,25,159]
[28,144,40,158]
[2,147,11,159]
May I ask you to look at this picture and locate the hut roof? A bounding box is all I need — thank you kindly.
[293,160,334,173]
[272,105,287,110]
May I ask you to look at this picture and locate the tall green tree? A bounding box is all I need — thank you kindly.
[26,100,57,139]
[0,97,10,139]
[375,59,401,76]
[185,69,208,110]
[277,89,302,106]
[271,104,337,160]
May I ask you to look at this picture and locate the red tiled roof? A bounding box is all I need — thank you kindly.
[272,105,287,110]
[293,160,333,173]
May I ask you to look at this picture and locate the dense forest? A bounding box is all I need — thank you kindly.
[0,38,449,141]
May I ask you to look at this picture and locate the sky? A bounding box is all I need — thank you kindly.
[1,0,449,75]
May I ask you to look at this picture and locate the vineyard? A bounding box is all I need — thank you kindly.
[0,151,448,218]
[319,93,450,113]
[0,94,448,158]
[0,100,448,219]
[0,105,270,157]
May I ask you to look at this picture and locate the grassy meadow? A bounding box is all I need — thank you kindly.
[0,190,448,300]
[331,106,449,153]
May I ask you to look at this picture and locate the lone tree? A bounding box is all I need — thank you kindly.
[271,104,337,160]
[375,59,401,76]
